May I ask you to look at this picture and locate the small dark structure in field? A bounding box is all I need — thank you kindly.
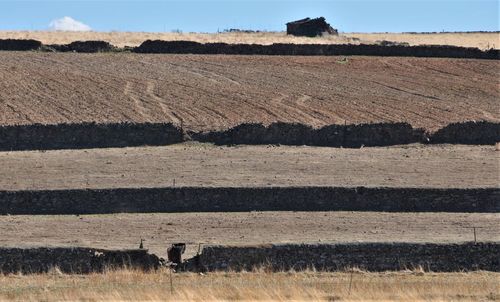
[286,17,338,37]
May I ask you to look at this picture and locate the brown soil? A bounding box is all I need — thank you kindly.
[0,144,498,191]
[0,53,498,132]
[0,212,498,258]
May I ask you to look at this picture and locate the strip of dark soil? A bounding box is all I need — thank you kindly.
[1,187,498,214]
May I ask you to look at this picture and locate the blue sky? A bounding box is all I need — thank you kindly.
[0,0,498,33]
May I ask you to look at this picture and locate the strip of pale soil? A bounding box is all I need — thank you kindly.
[0,212,498,258]
[0,144,497,191]
[0,53,498,132]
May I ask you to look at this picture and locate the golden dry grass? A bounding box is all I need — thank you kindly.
[348,32,500,49]
[0,268,498,301]
[0,31,498,49]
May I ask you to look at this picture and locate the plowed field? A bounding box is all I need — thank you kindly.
[0,53,498,132]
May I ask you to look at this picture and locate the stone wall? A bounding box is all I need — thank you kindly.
[47,41,115,53]
[1,39,499,59]
[0,247,161,274]
[192,122,424,147]
[0,39,41,51]
[134,40,500,59]
[191,242,500,272]
[1,187,498,215]
[0,121,498,151]
[0,122,182,151]
[2,243,498,274]
[431,121,500,145]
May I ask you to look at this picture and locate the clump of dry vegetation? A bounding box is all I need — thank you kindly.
[0,30,498,49]
[0,268,498,301]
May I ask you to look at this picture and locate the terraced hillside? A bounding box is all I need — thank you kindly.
[0,53,498,132]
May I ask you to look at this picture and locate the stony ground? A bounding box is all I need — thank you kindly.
[0,53,498,131]
[0,144,498,190]
[0,212,498,258]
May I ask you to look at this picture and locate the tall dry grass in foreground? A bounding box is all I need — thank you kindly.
[0,268,498,301]
[0,31,498,49]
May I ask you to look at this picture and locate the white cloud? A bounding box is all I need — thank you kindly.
[49,16,91,31]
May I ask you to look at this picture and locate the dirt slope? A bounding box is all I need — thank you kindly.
[0,144,497,190]
[0,53,498,132]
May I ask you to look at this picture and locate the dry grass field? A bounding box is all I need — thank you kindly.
[1,212,498,258]
[0,31,498,49]
[0,53,498,131]
[0,269,498,301]
[0,144,498,190]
